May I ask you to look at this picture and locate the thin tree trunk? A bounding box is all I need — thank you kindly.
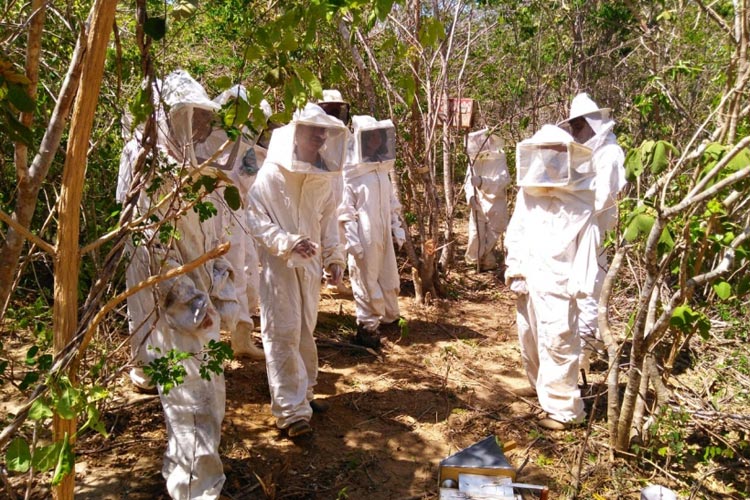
[0,29,86,322]
[439,120,455,269]
[52,0,118,497]
[337,19,378,115]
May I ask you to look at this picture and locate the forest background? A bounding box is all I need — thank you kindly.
[1,0,750,498]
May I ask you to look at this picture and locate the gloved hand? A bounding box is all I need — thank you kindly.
[509,278,528,295]
[347,242,364,260]
[392,227,406,249]
[470,175,483,188]
[327,263,343,285]
[292,238,317,258]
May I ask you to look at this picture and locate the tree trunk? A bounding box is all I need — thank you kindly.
[0,29,85,322]
[52,0,118,498]
[439,120,455,269]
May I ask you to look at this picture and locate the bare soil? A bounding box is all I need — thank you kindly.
[66,256,628,500]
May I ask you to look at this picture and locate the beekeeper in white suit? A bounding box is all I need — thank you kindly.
[152,259,226,500]
[464,128,510,271]
[194,86,274,360]
[558,93,627,375]
[339,116,405,349]
[505,124,597,430]
[247,102,347,438]
[117,70,235,498]
[318,89,353,294]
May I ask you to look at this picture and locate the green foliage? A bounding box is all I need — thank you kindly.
[145,340,233,394]
[0,57,35,146]
[670,305,711,340]
[624,139,678,181]
[144,347,191,395]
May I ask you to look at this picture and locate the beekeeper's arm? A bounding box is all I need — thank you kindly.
[594,143,626,233]
[246,186,310,260]
[339,184,364,260]
[390,185,406,249]
[321,186,346,283]
[503,190,528,293]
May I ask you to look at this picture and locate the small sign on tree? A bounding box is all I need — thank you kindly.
[438,98,475,129]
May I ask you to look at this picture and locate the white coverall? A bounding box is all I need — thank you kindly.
[464,130,510,270]
[247,103,346,430]
[150,265,226,500]
[505,125,598,424]
[339,115,404,332]
[119,70,234,499]
[195,87,271,357]
[561,94,627,371]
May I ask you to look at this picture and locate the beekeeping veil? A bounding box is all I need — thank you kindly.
[158,70,220,167]
[317,89,351,125]
[264,102,348,175]
[516,124,594,191]
[558,92,614,146]
[344,115,396,179]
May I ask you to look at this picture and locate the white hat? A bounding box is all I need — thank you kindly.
[322,89,344,102]
[562,92,610,123]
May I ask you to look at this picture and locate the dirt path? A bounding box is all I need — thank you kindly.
[73,264,609,499]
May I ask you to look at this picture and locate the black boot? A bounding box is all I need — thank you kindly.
[354,325,381,349]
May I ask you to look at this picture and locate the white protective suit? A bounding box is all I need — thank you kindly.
[195,87,273,358]
[559,93,627,371]
[464,129,510,270]
[247,103,347,430]
[117,80,165,390]
[318,90,352,293]
[153,264,226,500]
[339,116,405,333]
[505,124,597,424]
[118,70,235,499]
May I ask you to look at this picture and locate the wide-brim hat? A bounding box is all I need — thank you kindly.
[558,92,610,125]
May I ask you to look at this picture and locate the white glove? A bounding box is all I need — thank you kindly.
[347,242,364,260]
[392,227,406,249]
[327,263,343,285]
[509,278,528,295]
[470,175,483,188]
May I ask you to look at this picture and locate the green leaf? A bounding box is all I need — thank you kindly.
[29,398,54,421]
[294,66,323,100]
[51,437,74,486]
[1,108,34,146]
[243,44,264,62]
[56,386,80,420]
[375,0,396,21]
[713,281,732,300]
[144,16,167,41]
[32,441,62,472]
[6,437,31,473]
[624,212,654,242]
[214,76,232,91]
[650,141,670,175]
[418,17,446,48]
[624,148,643,181]
[129,86,154,133]
[224,185,241,211]
[84,406,109,438]
[7,83,35,112]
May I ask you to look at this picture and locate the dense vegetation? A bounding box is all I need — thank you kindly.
[1,0,749,498]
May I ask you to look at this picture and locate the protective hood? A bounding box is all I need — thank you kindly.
[158,70,220,167]
[264,102,348,175]
[467,128,503,161]
[318,89,350,125]
[516,124,594,190]
[344,115,396,180]
[558,92,614,139]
